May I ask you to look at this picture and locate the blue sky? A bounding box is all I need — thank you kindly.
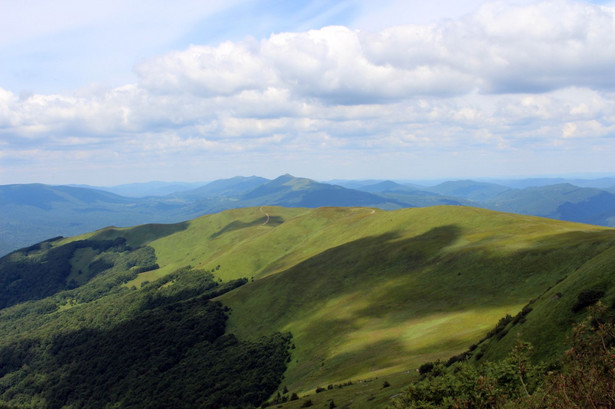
[1,0,615,185]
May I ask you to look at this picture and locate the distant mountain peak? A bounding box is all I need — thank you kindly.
[268,174,315,189]
[273,173,300,182]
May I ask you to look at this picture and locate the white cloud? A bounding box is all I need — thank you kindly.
[136,41,277,96]
[2,1,615,184]
[132,1,615,103]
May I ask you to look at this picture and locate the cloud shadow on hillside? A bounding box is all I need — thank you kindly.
[90,221,190,248]
[210,216,284,239]
[226,224,615,386]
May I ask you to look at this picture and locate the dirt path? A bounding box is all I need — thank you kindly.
[259,206,270,225]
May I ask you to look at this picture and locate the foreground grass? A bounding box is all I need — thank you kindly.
[267,370,414,409]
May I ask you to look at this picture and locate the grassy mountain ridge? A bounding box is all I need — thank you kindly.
[4,175,615,257]
[214,206,615,392]
[0,175,395,256]
[1,205,615,407]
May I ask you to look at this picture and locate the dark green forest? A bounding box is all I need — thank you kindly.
[0,236,161,309]
[0,261,292,409]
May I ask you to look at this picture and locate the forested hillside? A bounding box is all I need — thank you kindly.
[0,263,290,408]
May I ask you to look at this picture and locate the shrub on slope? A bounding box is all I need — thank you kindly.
[392,304,615,408]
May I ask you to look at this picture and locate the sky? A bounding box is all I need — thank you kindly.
[1,0,615,185]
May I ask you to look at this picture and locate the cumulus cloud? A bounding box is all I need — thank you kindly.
[2,0,615,183]
[132,0,615,101]
[135,41,277,96]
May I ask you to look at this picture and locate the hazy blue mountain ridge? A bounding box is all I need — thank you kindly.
[486,177,615,189]
[73,181,209,197]
[483,183,615,226]
[424,180,511,201]
[174,176,270,199]
[239,174,399,208]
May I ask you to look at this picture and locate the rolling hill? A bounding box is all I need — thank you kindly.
[1,205,614,408]
[0,175,398,256]
[3,175,615,259]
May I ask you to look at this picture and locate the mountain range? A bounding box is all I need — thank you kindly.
[2,174,615,256]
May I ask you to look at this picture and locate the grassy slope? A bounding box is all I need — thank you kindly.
[217,207,615,392]
[39,205,615,398]
[477,238,615,364]
[113,205,612,394]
